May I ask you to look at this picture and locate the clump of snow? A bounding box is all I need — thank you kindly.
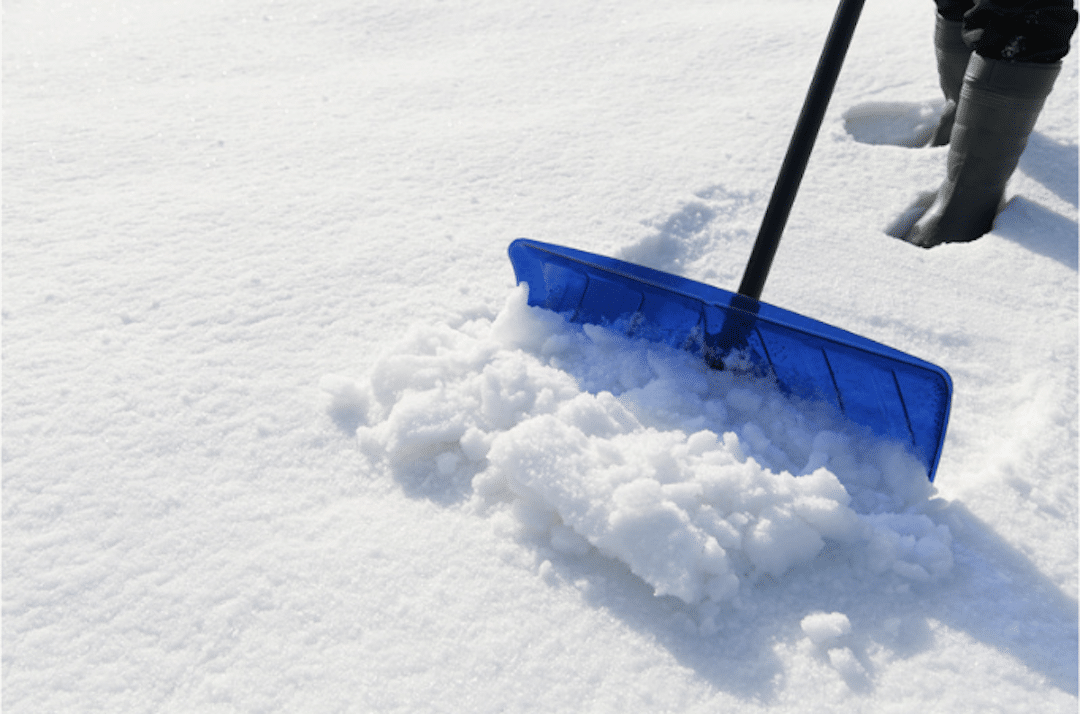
[319,374,372,433]
[336,286,954,615]
[801,611,853,647]
[801,612,869,686]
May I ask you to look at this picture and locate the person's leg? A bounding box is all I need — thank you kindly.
[905,55,1062,246]
[929,11,973,145]
[901,0,1076,247]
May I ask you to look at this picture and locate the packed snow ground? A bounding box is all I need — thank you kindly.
[4,0,1077,712]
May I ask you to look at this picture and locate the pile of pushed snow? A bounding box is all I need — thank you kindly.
[324,286,953,616]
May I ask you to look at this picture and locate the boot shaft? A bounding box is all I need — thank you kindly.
[905,56,1060,247]
[949,55,1061,190]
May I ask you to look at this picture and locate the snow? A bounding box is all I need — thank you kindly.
[347,286,951,617]
[801,611,853,647]
[3,0,1077,712]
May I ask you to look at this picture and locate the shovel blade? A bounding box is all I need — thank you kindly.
[508,239,952,481]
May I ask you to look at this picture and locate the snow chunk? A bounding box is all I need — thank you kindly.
[344,285,954,616]
[865,513,954,581]
[745,506,825,579]
[801,611,853,647]
[319,374,371,432]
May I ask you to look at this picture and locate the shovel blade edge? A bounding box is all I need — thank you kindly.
[508,239,952,481]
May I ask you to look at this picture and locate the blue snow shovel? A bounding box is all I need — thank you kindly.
[508,0,952,480]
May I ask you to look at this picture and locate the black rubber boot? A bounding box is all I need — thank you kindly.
[928,15,972,146]
[904,55,1060,248]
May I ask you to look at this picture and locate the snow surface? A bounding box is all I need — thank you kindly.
[4,0,1077,712]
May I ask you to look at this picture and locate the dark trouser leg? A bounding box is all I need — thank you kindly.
[929,14,973,145]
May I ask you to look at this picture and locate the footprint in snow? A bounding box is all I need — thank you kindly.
[843,100,944,148]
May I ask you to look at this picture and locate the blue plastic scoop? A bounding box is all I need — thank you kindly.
[508,239,951,480]
[507,0,952,480]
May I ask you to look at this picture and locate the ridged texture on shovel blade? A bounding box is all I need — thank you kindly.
[508,239,952,481]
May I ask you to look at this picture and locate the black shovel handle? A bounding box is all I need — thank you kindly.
[737,0,866,301]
